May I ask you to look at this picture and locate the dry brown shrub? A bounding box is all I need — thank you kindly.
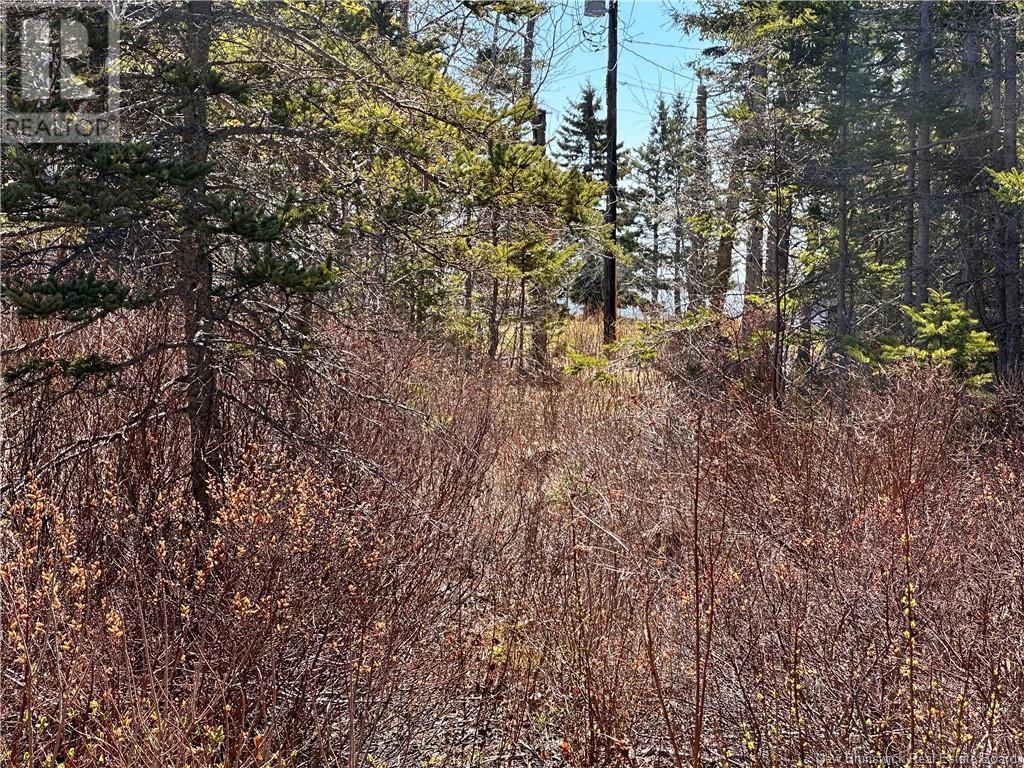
[4,313,1024,767]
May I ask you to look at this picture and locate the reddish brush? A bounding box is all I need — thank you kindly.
[3,315,1024,767]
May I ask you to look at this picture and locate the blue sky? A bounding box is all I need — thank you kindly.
[535,1,706,150]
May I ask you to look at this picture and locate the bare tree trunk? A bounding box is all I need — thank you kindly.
[903,118,916,338]
[745,211,763,298]
[487,277,500,358]
[487,210,500,359]
[712,162,742,310]
[914,1,933,307]
[837,179,850,334]
[766,191,791,404]
[689,83,709,308]
[522,13,536,97]
[765,200,790,287]
[652,213,661,307]
[181,0,219,522]
[991,18,1004,165]
[712,62,766,312]
[958,2,988,329]
[836,23,851,338]
[522,13,554,371]
[673,215,683,314]
[743,62,767,302]
[988,12,1004,345]
[517,278,527,371]
[998,13,1021,378]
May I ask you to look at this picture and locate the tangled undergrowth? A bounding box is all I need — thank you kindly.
[3,317,1024,768]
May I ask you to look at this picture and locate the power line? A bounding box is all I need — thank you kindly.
[623,38,706,51]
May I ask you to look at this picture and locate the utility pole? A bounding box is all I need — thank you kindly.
[602,0,618,344]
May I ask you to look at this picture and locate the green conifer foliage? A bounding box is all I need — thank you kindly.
[883,289,997,385]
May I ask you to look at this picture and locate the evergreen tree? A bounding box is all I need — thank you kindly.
[554,84,642,314]
[2,0,594,512]
[628,97,686,310]
[4,1,340,515]
[555,84,608,181]
[683,0,1020,382]
[882,289,997,386]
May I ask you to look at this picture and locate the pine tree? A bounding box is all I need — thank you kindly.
[555,84,608,181]
[5,1,339,517]
[555,85,608,313]
[628,98,680,310]
[554,84,641,314]
[883,289,997,386]
[2,0,578,513]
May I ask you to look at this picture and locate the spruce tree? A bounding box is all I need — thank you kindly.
[1,1,545,513]
[629,98,681,310]
[555,84,608,181]
[554,84,639,314]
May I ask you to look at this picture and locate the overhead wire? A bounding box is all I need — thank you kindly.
[537,0,708,144]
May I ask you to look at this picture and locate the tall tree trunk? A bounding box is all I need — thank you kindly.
[745,212,763,298]
[743,62,767,302]
[998,13,1021,378]
[836,23,851,338]
[487,209,501,359]
[521,13,535,98]
[958,2,988,327]
[914,0,933,307]
[181,0,219,521]
[766,190,791,404]
[487,275,500,358]
[903,118,916,338]
[712,64,765,312]
[487,209,500,359]
[673,216,682,315]
[837,180,850,335]
[690,83,709,308]
[517,278,527,371]
[988,13,1004,345]
[523,14,553,371]
[765,199,791,287]
[652,181,661,307]
[712,161,742,310]
[991,18,1003,166]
